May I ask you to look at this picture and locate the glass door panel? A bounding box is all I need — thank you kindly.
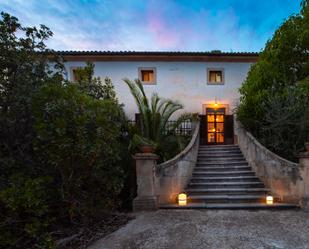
[206,108,225,144]
[207,123,215,132]
[216,115,224,122]
[208,133,215,143]
[216,123,224,132]
[216,133,224,143]
[207,115,215,122]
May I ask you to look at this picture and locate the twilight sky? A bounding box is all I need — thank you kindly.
[0,0,302,52]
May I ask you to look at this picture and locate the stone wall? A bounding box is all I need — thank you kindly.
[155,121,200,205]
[235,120,308,204]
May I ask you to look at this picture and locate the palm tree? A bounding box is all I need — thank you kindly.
[124,79,196,158]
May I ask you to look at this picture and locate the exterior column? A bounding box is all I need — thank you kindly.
[298,152,309,211]
[133,153,159,211]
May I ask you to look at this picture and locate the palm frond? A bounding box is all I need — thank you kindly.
[124,78,194,157]
[124,78,149,136]
[160,100,184,133]
[135,79,150,110]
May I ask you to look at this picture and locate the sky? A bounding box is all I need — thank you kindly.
[0,0,303,52]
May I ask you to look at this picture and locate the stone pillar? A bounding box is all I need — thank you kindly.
[133,153,159,211]
[298,152,309,211]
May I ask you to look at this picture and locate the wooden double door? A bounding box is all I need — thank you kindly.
[199,108,234,145]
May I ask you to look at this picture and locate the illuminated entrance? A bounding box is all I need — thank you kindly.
[199,106,234,145]
[206,108,225,144]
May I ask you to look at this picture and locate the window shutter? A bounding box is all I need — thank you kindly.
[199,115,207,145]
[224,115,234,145]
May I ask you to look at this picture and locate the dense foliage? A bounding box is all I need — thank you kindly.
[237,0,309,161]
[0,13,130,248]
[124,79,195,161]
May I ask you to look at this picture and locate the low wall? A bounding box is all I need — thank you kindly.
[155,121,200,205]
[235,120,306,203]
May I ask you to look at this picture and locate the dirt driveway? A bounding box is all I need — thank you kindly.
[89,209,309,249]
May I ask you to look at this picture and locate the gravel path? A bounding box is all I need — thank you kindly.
[89,210,309,249]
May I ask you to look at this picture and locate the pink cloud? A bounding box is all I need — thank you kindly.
[147,11,181,49]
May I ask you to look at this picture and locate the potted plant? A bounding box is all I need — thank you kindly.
[130,134,157,153]
[305,142,309,152]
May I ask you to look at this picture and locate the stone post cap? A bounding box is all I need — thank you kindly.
[133,153,160,160]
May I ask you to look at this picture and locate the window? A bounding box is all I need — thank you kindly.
[139,67,156,84]
[70,67,79,81]
[207,69,224,85]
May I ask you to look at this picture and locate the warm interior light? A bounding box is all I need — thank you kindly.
[266,195,273,205]
[178,193,187,206]
[212,128,216,132]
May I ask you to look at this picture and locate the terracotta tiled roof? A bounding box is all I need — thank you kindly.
[54,50,259,62]
[56,50,259,56]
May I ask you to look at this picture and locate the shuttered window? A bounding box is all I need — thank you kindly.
[138,67,156,84]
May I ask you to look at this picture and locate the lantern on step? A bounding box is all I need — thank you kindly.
[266,195,273,205]
[178,193,187,206]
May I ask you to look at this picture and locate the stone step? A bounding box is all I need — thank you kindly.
[198,155,244,159]
[194,166,251,172]
[199,147,241,151]
[196,163,249,168]
[198,149,242,154]
[192,171,255,177]
[180,144,284,209]
[199,146,240,151]
[199,146,241,150]
[160,203,299,210]
[188,194,267,203]
[196,161,248,166]
[198,149,241,153]
[188,182,265,188]
[196,164,249,168]
[186,188,270,195]
[198,159,246,163]
[199,145,239,148]
[199,158,246,162]
[191,176,260,183]
[198,153,243,157]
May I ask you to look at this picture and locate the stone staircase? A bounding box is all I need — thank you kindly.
[162,145,297,209]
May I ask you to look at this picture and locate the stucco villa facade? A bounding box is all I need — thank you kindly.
[60,51,258,145]
[58,51,309,210]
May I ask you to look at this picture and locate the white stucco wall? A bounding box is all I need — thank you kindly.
[63,61,253,119]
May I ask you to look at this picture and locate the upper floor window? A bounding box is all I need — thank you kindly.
[70,67,79,81]
[139,67,156,84]
[207,69,224,85]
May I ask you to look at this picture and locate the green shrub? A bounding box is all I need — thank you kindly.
[32,82,127,219]
[0,175,55,249]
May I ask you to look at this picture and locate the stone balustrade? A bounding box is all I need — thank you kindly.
[132,121,200,211]
[235,119,309,210]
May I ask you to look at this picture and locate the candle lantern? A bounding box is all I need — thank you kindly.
[178,193,187,206]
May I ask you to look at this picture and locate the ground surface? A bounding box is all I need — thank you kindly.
[89,209,309,249]
[55,213,132,249]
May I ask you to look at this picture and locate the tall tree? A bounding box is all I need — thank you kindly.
[237,1,309,161]
[0,12,63,178]
[0,12,63,248]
